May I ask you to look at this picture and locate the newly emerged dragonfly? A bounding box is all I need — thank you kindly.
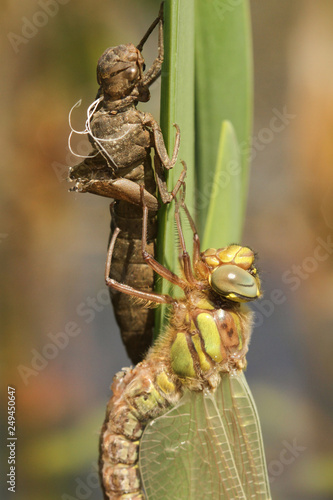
[100,190,271,499]
[69,3,183,363]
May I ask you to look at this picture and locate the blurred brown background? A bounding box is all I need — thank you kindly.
[1,1,333,499]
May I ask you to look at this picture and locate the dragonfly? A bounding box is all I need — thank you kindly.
[99,188,272,499]
[68,3,183,364]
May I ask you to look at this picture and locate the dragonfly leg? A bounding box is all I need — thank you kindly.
[138,3,164,87]
[176,183,201,268]
[136,2,163,51]
[174,190,198,286]
[140,187,189,290]
[155,122,180,170]
[169,160,187,199]
[105,212,175,305]
[154,151,186,204]
[143,111,180,170]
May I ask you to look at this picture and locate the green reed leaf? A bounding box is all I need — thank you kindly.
[202,120,242,249]
[195,0,253,237]
[155,0,195,335]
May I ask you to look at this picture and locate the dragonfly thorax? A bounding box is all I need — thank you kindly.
[156,295,253,391]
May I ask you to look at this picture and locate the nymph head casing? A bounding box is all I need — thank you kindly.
[97,43,145,100]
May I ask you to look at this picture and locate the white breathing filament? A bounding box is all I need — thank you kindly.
[68,97,133,169]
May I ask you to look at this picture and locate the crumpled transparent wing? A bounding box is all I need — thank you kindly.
[139,372,271,500]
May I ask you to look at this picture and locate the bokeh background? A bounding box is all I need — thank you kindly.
[1,1,333,499]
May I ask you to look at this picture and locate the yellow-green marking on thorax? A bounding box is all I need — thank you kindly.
[170,332,196,378]
[191,333,211,372]
[196,298,215,310]
[196,312,224,363]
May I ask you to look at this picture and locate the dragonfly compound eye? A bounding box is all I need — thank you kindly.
[124,65,140,82]
[210,264,260,302]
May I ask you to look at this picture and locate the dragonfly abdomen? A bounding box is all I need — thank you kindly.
[109,189,157,363]
[100,300,252,499]
[100,362,182,499]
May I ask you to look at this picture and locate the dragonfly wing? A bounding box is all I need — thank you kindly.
[140,385,246,499]
[215,372,272,499]
[139,372,271,500]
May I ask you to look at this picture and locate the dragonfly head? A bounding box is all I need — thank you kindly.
[97,43,146,101]
[200,245,261,303]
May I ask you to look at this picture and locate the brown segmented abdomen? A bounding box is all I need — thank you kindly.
[89,109,159,362]
[99,362,180,500]
[108,141,158,364]
[110,195,157,363]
